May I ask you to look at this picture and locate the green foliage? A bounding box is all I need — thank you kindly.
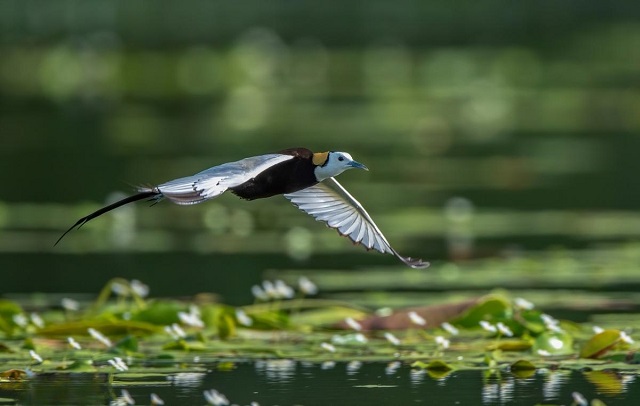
[412,359,454,371]
[37,320,159,337]
[580,330,626,359]
[131,301,184,325]
[453,296,512,328]
[532,331,574,356]
[113,335,139,354]
[0,276,639,405]
[0,300,24,336]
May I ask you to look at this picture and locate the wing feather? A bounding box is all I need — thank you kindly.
[284,177,429,268]
[157,154,294,205]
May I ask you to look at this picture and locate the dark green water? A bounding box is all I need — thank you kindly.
[2,362,638,406]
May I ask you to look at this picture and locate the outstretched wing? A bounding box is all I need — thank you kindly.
[284,177,429,269]
[158,154,295,205]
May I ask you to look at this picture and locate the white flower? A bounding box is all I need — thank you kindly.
[30,313,45,329]
[111,281,130,297]
[115,357,128,370]
[150,393,164,405]
[537,349,551,356]
[549,337,564,350]
[274,280,295,299]
[262,280,278,299]
[172,323,186,338]
[178,308,204,328]
[67,337,82,350]
[251,285,268,301]
[108,357,129,372]
[479,321,497,333]
[344,317,362,332]
[298,276,318,295]
[88,328,112,347]
[29,350,43,363]
[514,297,535,310]
[408,311,426,326]
[592,326,604,334]
[621,331,634,344]
[541,314,562,332]
[166,323,187,339]
[13,314,28,328]
[496,322,514,337]
[61,298,80,311]
[384,332,401,346]
[441,322,459,336]
[130,279,149,298]
[320,342,336,353]
[435,335,450,349]
[203,389,229,406]
[235,309,253,327]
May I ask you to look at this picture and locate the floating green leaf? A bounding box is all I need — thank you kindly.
[510,359,536,378]
[516,310,547,335]
[131,301,184,325]
[289,306,367,328]
[162,339,207,352]
[580,330,623,359]
[36,319,159,337]
[510,359,536,371]
[452,296,512,328]
[532,331,574,355]
[412,360,455,379]
[487,339,532,351]
[411,359,454,371]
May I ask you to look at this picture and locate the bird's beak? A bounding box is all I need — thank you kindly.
[349,160,369,171]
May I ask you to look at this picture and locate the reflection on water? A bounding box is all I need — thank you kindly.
[3,362,640,406]
[256,359,297,383]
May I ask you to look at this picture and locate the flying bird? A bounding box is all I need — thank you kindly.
[56,147,428,268]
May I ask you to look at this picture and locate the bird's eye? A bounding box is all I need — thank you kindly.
[338,156,344,161]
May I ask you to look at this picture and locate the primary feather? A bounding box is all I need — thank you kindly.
[285,178,428,269]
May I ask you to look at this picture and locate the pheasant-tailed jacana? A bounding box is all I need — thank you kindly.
[56,147,428,268]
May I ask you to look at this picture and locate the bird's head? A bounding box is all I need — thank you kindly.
[312,151,368,181]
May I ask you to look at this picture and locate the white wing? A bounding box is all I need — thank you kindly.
[156,154,294,205]
[284,177,429,269]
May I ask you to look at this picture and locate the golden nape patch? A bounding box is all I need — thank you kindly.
[312,152,329,166]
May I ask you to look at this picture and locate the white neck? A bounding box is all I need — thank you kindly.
[314,165,341,182]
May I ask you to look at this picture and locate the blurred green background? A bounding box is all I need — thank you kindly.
[1,1,639,303]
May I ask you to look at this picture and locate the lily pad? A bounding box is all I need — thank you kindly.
[452,296,512,329]
[532,331,574,355]
[36,319,159,337]
[411,359,454,371]
[580,329,623,359]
